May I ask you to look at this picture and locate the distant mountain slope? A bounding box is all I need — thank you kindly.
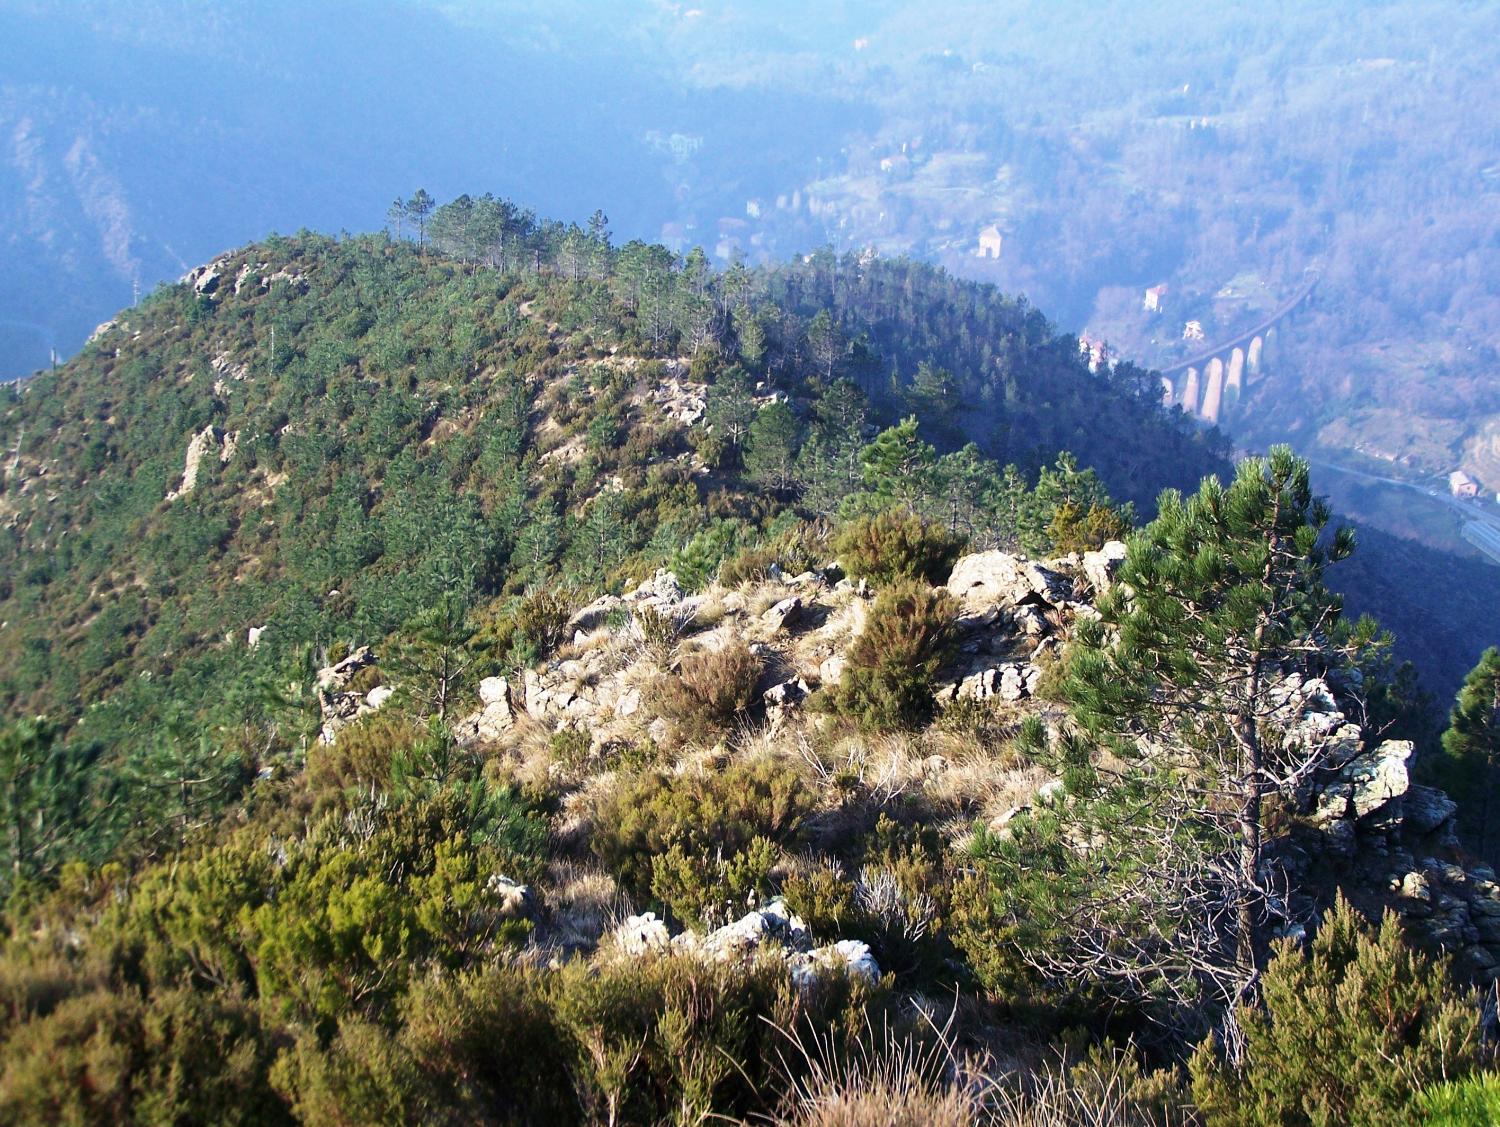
[0,217,1225,740]
[0,0,854,380]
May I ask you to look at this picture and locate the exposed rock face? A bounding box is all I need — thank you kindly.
[1282,679,1500,977]
[1082,540,1128,592]
[166,426,219,500]
[649,374,707,426]
[935,661,1041,704]
[166,424,238,500]
[763,677,811,730]
[762,596,803,633]
[459,676,519,744]
[313,545,1495,980]
[945,551,1073,611]
[607,900,880,987]
[181,261,226,297]
[315,646,389,745]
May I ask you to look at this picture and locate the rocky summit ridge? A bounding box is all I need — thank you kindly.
[311,540,1500,979]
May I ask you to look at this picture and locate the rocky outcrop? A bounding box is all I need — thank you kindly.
[182,262,223,297]
[315,646,390,745]
[945,551,1074,611]
[457,676,520,744]
[608,900,880,988]
[936,660,1042,704]
[166,424,238,501]
[1280,676,1500,977]
[1082,540,1128,593]
[762,596,804,633]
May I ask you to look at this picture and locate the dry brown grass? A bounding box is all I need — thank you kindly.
[534,859,631,955]
[764,1018,1185,1127]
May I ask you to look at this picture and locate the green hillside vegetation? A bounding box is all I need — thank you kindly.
[0,198,1491,1122]
[0,196,1221,870]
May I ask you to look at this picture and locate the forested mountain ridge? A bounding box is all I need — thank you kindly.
[0,205,1221,809]
[2,202,1500,1122]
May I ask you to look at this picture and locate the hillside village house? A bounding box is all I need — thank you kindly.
[1183,320,1206,342]
[1144,283,1168,312]
[1079,334,1109,373]
[977,225,1003,258]
[1449,470,1481,498]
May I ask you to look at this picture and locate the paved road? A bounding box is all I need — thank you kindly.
[1307,456,1500,565]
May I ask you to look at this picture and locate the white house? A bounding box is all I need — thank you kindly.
[1449,470,1480,498]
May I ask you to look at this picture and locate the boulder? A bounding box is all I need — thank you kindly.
[246,625,266,649]
[686,900,810,961]
[818,654,846,686]
[1348,740,1412,820]
[613,912,672,956]
[626,569,683,607]
[1405,785,1459,836]
[763,596,804,633]
[487,875,537,921]
[790,940,880,988]
[568,593,624,633]
[471,676,518,741]
[1082,540,1128,592]
[365,685,395,710]
[764,678,810,709]
[945,551,1072,611]
[317,646,376,692]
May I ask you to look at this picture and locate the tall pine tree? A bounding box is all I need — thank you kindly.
[1436,647,1500,862]
[961,448,1375,1039]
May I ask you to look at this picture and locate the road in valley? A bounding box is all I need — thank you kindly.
[1305,456,1500,566]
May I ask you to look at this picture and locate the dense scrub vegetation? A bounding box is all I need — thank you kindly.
[0,201,1217,874]
[0,204,1494,1121]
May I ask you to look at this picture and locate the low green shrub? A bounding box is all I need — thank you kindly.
[590,755,814,905]
[553,947,883,1127]
[1189,894,1485,1126]
[0,986,283,1127]
[833,510,963,587]
[826,581,957,731]
[1422,1072,1500,1125]
[306,712,428,806]
[719,521,829,587]
[274,963,577,1125]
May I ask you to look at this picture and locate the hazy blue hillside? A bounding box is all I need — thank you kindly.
[0,0,857,378]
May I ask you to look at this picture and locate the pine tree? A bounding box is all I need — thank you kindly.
[406,189,435,248]
[744,401,802,495]
[858,416,937,514]
[963,448,1374,1033]
[806,309,843,380]
[0,716,85,889]
[705,367,757,469]
[1435,647,1500,862]
[933,443,996,539]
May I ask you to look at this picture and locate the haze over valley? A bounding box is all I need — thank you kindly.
[3,4,1500,1122]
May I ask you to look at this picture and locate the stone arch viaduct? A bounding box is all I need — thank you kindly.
[1160,273,1318,425]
